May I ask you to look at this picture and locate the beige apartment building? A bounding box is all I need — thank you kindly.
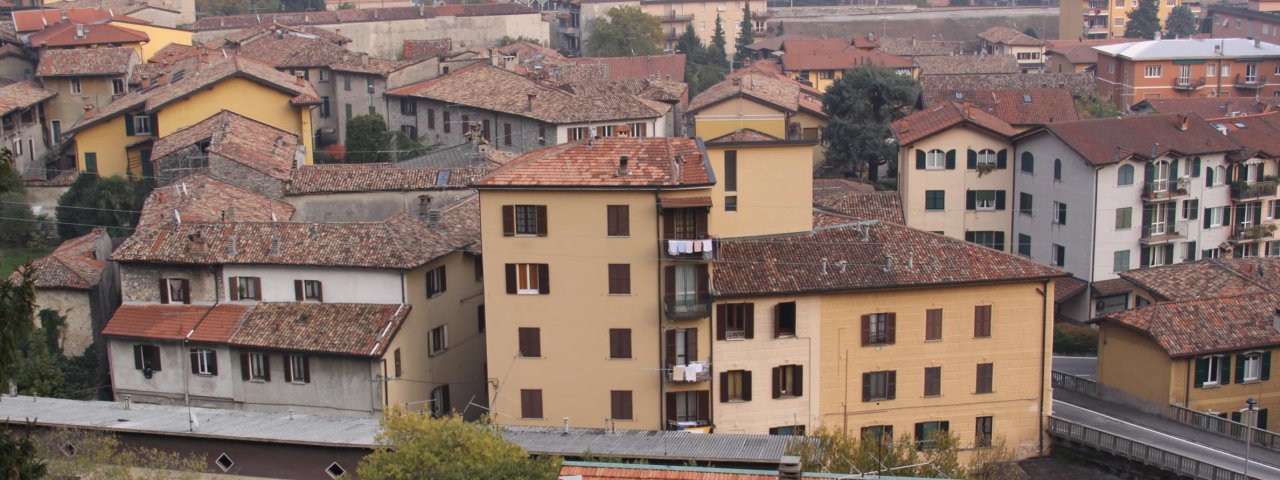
[579,0,768,59]
[1061,0,1182,39]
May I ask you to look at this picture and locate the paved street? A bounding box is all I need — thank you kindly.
[1052,356,1096,379]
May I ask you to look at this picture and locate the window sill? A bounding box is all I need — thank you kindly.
[519,356,543,360]
[608,357,632,360]
[974,336,992,340]
[863,398,892,403]
[1242,379,1263,385]
[924,339,942,343]
[724,399,749,404]
[607,293,633,297]
[247,379,268,383]
[775,333,797,339]
[194,373,215,377]
[290,381,309,385]
[776,395,800,400]
[975,391,994,395]
[515,291,542,295]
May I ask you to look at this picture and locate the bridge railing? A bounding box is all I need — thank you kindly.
[1168,404,1280,453]
[1048,416,1258,480]
[1051,370,1097,396]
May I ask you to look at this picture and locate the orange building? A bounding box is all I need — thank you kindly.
[1094,38,1280,110]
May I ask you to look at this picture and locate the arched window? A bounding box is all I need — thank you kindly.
[1054,159,1063,181]
[1206,166,1215,186]
[977,149,997,166]
[926,149,946,169]
[1020,152,1034,173]
[1216,166,1227,186]
[1117,164,1135,186]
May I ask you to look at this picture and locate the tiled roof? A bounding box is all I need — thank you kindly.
[926,88,1079,125]
[148,43,200,65]
[715,221,1065,297]
[1117,258,1280,302]
[1044,38,1131,65]
[0,44,30,60]
[23,169,78,187]
[1134,97,1280,120]
[386,63,661,124]
[136,174,296,229]
[285,163,479,195]
[12,7,145,32]
[780,49,913,71]
[558,463,776,480]
[150,110,298,180]
[876,37,964,57]
[208,24,353,69]
[9,228,107,290]
[28,21,148,48]
[921,73,1097,99]
[1055,276,1087,303]
[1097,292,1280,357]
[812,178,874,198]
[1035,113,1239,166]
[35,47,135,77]
[915,54,1021,76]
[402,38,452,61]
[812,191,904,224]
[689,72,822,116]
[555,80,674,114]
[559,54,685,82]
[1091,277,1134,297]
[102,304,251,342]
[812,209,858,227]
[890,102,1016,146]
[0,81,56,117]
[329,55,418,75]
[191,4,537,31]
[114,200,479,269]
[977,25,1044,47]
[475,138,710,188]
[1221,113,1280,159]
[704,128,780,144]
[41,0,174,16]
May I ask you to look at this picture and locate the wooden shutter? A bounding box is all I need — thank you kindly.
[926,309,942,341]
[241,352,251,380]
[608,264,630,294]
[159,279,170,304]
[965,190,976,210]
[966,149,977,169]
[744,303,754,339]
[696,264,709,298]
[793,365,803,396]
[284,356,294,382]
[886,371,896,400]
[1194,357,1208,388]
[295,280,304,301]
[1237,354,1248,384]
[251,278,262,300]
[208,351,218,375]
[663,210,676,240]
[124,113,135,136]
[696,391,709,423]
[886,313,897,344]
[537,264,550,294]
[148,347,161,371]
[440,266,447,294]
[134,345,144,370]
[742,371,752,401]
[302,356,310,383]
[521,390,541,418]
[719,372,729,402]
[977,363,993,393]
[995,191,1006,210]
[860,315,871,346]
[1220,356,1232,385]
[715,304,727,340]
[535,206,548,237]
[505,264,517,294]
[996,149,1007,169]
[262,354,270,382]
[607,206,617,236]
[502,206,515,236]
[1264,352,1272,381]
[772,367,781,399]
[179,280,190,304]
[664,266,676,305]
[695,210,708,239]
[665,330,676,367]
[666,393,677,427]
[190,350,200,374]
[315,282,323,303]
[686,328,697,362]
[229,277,240,301]
[861,372,871,401]
[915,149,926,169]
[945,149,956,169]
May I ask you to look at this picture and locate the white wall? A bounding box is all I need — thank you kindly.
[219,265,403,304]
[1012,135,1098,281]
[553,117,663,144]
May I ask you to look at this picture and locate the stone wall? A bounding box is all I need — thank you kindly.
[285,189,472,222]
[120,264,220,304]
[208,155,287,199]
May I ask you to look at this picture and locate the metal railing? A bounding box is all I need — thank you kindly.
[664,295,711,320]
[668,361,710,383]
[1231,181,1277,200]
[1174,76,1207,90]
[1143,180,1187,199]
[1168,404,1280,453]
[1235,74,1267,89]
[1051,370,1098,396]
[658,12,693,22]
[1141,223,1182,241]
[1048,417,1258,479]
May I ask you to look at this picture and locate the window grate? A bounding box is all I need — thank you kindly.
[216,453,234,472]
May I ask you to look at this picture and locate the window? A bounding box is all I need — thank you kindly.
[244,352,269,381]
[915,421,949,449]
[503,123,512,146]
[84,152,97,174]
[976,363,994,393]
[926,149,946,169]
[430,325,448,355]
[504,205,546,236]
[1114,250,1131,272]
[722,370,751,402]
[568,126,588,141]
[611,390,634,420]
[1019,192,1033,215]
[725,196,738,212]
[862,370,896,401]
[1242,353,1265,382]
[400,99,416,115]
[366,78,375,93]
[1206,206,1226,228]
[819,70,834,79]
[1020,152,1034,173]
[720,303,753,340]
[1208,63,1217,77]
[161,278,190,304]
[1118,164,1134,186]
[772,365,802,398]
[724,151,737,192]
[1053,159,1062,181]
[426,266,447,297]
[1052,202,1067,225]
[607,205,629,236]
[775,301,796,338]
[538,125,547,145]
[1116,207,1132,230]
[975,191,997,211]
[369,106,376,116]
[518,327,541,357]
[430,385,451,417]
[344,103,352,120]
[925,190,945,211]
[292,279,322,302]
[669,391,709,427]
[609,328,631,359]
[861,312,894,345]
[1185,241,1199,262]
[1198,355,1226,387]
[125,345,161,378]
[70,78,81,94]
[401,125,418,140]
[285,354,309,383]
[966,231,1005,251]
[112,78,125,95]
[770,425,806,435]
[1182,199,1199,221]
[1222,64,1231,77]
[1017,234,1031,257]
[131,115,153,136]
[924,366,941,397]
[1114,17,1124,26]
[976,416,993,447]
[926,309,943,341]
[862,425,893,444]
[1051,244,1066,267]
[189,348,216,375]
[320,97,330,117]
[976,149,997,166]
[443,111,451,133]
[326,462,346,479]
[974,305,992,338]
[229,277,261,301]
[521,389,543,418]
[608,264,631,295]
[51,120,61,144]
[215,453,234,472]
[343,75,351,91]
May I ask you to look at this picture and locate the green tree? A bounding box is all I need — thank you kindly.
[1023,27,1039,38]
[54,175,150,239]
[708,14,728,67]
[0,268,35,390]
[345,114,425,164]
[358,409,561,480]
[1075,93,1122,118]
[1124,0,1162,39]
[0,148,17,195]
[1165,5,1198,38]
[15,327,65,397]
[586,6,663,57]
[678,24,725,97]
[39,427,206,479]
[788,426,1020,479]
[0,423,46,480]
[776,20,784,35]
[821,66,921,182]
[0,151,40,249]
[733,5,755,65]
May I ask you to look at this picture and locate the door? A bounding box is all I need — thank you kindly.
[1246,63,1259,83]
[1152,161,1170,192]
[1178,64,1191,85]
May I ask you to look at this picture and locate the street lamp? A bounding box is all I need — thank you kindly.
[1244,397,1258,478]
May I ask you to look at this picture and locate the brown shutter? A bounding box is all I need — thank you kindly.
[240,352,250,380]
[303,356,310,383]
[529,328,541,357]
[252,278,262,300]
[537,264,550,294]
[159,279,169,304]
[926,309,941,340]
[134,345,144,369]
[719,372,729,402]
[794,365,803,396]
[742,371,752,401]
[696,264,709,298]
[887,371,896,400]
[229,277,240,301]
[860,315,871,346]
[772,366,781,399]
[294,280,304,301]
[505,264,517,294]
[744,304,754,339]
[606,206,616,236]
[262,354,271,382]
[621,329,631,358]
[151,347,161,371]
[535,205,548,236]
[180,280,190,304]
[665,330,677,367]
[611,391,621,419]
[665,392,677,427]
[439,266,446,293]
[861,372,871,401]
[716,304,727,340]
[886,313,897,344]
[502,206,515,236]
[665,266,676,304]
[696,391,709,423]
[316,282,323,303]
[618,206,629,236]
[695,209,708,238]
[284,356,294,382]
[686,329,697,362]
[663,209,675,240]
[190,350,199,374]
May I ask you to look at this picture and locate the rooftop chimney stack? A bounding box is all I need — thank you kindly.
[1178,114,1189,131]
[427,209,442,229]
[777,456,802,480]
[527,93,536,112]
[617,155,630,176]
[74,24,86,39]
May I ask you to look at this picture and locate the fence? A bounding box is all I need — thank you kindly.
[1050,370,1097,396]
[1168,404,1280,453]
[1048,417,1258,480]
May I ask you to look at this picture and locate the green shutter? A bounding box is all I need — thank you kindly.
[1220,355,1232,385]
[84,153,97,174]
[150,114,158,136]
[1264,351,1272,381]
[1194,357,1208,388]
[124,113,134,136]
[1236,354,1248,384]
[1259,409,1269,430]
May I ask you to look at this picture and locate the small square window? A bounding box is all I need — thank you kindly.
[216,453,234,472]
[326,462,346,479]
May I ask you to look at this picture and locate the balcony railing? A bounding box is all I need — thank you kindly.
[669,361,710,383]
[1172,76,1205,91]
[1231,180,1277,200]
[665,238,716,260]
[1142,180,1188,200]
[1235,74,1266,89]
[1141,223,1182,243]
[1233,222,1276,241]
[658,12,693,22]
[665,295,711,320]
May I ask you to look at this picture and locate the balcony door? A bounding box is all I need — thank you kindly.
[1151,203,1169,235]
[1246,63,1259,83]
[1178,64,1192,85]
[674,265,697,305]
[1151,160,1170,192]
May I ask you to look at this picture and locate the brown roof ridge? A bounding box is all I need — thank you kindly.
[1208,257,1280,294]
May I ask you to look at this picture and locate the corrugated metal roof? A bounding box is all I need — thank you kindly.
[1094,38,1280,60]
[502,425,802,463]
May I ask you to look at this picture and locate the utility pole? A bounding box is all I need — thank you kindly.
[1244,397,1257,478]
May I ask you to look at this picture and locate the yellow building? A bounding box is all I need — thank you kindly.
[688,65,828,165]
[106,19,194,62]
[774,38,919,92]
[1061,0,1182,40]
[892,102,1018,251]
[977,26,1047,74]
[639,0,768,59]
[67,56,319,178]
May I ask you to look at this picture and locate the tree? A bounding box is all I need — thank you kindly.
[733,5,755,66]
[821,66,921,182]
[1022,27,1039,38]
[14,327,64,397]
[39,427,206,479]
[678,24,725,97]
[1165,5,1198,38]
[788,426,1020,479]
[0,268,35,392]
[345,114,426,164]
[1124,0,1162,39]
[0,423,46,480]
[1075,93,1122,119]
[585,6,663,57]
[0,148,17,196]
[0,150,39,249]
[358,409,561,480]
[54,174,151,239]
[708,14,728,66]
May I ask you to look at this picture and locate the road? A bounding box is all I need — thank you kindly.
[1052,355,1096,379]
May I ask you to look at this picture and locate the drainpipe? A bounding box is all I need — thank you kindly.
[1185,358,1193,407]
[1039,278,1049,455]
[655,191,667,430]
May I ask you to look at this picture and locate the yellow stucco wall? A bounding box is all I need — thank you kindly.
[707,143,813,237]
[817,280,1053,458]
[154,76,313,164]
[1096,323,1175,407]
[693,97,788,141]
[108,21,194,62]
[73,113,153,178]
[897,124,1014,249]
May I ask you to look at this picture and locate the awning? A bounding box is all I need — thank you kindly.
[658,196,712,208]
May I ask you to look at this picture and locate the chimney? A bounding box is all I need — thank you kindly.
[141,76,151,89]
[1257,38,1263,48]
[295,75,305,86]
[185,231,207,254]
[60,10,67,21]
[900,119,910,132]
[1178,114,1189,131]
[426,209,441,229]
[777,456,802,480]
[617,155,630,176]
[360,53,369,65]
[74,24,86,39]
[962,99,972,117]
[527,93,536,112]
[270,235,281,256]
[732,77,741,87]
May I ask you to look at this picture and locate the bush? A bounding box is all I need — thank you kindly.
[1054,323,1098,356]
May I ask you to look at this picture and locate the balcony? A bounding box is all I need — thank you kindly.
[1142,180,1188,201]
[665,30,680,41]
[1231,180,1278,200]
[1172,76,1206,91]
[1235,74,1266,90]
[1233,222,1277,242]
[658,12,693,22]
[664,238,716,260]
[665,295,712,320]
[1141,223,1183,244]
[669,361,711,383]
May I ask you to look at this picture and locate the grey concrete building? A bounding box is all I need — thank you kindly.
[328,54,439,146]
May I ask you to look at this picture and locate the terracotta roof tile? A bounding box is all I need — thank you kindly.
[208,24,353,69]
[35,47,136,77]
[559,54,686,82]
[1136,97,1280,120]
[151,110,298,180]
[1117,258,1280,301]
[285,163,480,195]
[191,4,537,31]
[329,55,418,75]
[716,221,1065,297]
[1098,292,1280,357]
[780,47,913,71]
[876,37,964,57]
[813,191,904,224]
[386,63,661,124]
[229,302,409,356]
[1220,113,1280,159]
[812,178,874,198]
[0,44,30,61]
[102,304,251,342]
[28,21,148,48]
[114,200,478,269]
[9,228,107,289]
[1091,277,1135,297]
[475,138,710,188]
[977,25,1044,47]
[1055,276,1087,303]
[812,209,857,227]
[1044,38,1131,65]
[689,72,822,117]
[148,43,200,65]
[136,174,296,229]
[915,54,1020,76]
[922,73,1097,99]
[12,8,145,33]
[402,38,452,61]
[0,81,55,117]
[890,102,1016,146]
[927,88,1079,125]
[23,169,78,187]
[559,464,776,480]
[1037,113,1239,166]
